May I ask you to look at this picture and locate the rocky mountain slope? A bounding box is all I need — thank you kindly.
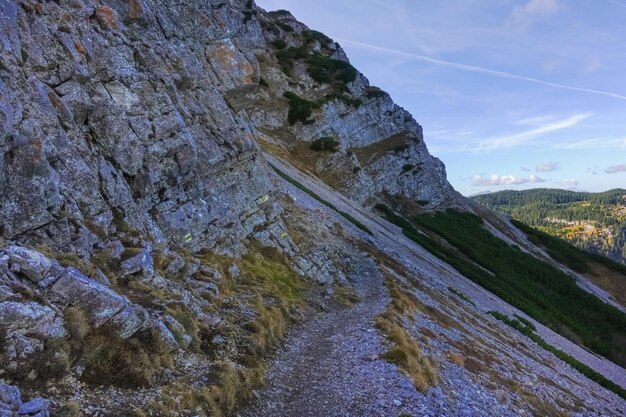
[0,0,624,416]
[472,188,626,264]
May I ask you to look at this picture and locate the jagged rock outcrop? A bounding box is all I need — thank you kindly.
[0,0,285,257]
[229,8,457,208]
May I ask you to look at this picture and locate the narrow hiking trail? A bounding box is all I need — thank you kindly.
[238,153,626,417]
[239,252,462,417]
[261,152,626,391]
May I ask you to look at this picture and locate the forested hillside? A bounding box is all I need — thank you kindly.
[472,189,626,263]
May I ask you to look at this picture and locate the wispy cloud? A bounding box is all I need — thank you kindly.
[563,178,579,187]
[476,113,593,150]
[605,164,626,174]
[551,137,626,150]
[471,174,545,187]
[521,166,531,172]
[334,38,626,101]
[536,162,561,172]
[510,0,560,26]
[607,0,626,8]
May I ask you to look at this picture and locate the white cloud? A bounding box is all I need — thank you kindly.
[510,0,560,26]
[476,113,593,150]
[536,162,561,172]
[563,178,579,187]
[605,164,626,174]
[471,174,545,187]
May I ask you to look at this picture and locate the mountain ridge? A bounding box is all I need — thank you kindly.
[472,188,626,264]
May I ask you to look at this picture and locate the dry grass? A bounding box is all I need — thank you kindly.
[375,312,438,391]
[80,326,173,387]
[375,277,438,391]
[496,375,571,417]
[584,260,626,307]
[64,307,91,347]
[352,132,414,164]
[447,351,465,366]
[149,361,264,417]
[58,401,81,417]
[334,286,361,305]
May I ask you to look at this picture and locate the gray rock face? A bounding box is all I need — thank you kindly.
[120,246,155,280]
[237,9,457,209]
[0,0,282,256]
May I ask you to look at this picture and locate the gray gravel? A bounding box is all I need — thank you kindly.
[242,153,626,417]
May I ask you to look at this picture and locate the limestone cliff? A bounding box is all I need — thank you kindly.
[231,7,457,209]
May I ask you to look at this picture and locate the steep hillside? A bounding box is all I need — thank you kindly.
[0,1,624,416]
[472,189,626,264]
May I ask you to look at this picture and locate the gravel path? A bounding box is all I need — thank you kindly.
[239,259,401,417]
[263,152,626,391]
[240,153,626,416]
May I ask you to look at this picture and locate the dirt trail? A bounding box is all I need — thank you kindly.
[239,264,396,417]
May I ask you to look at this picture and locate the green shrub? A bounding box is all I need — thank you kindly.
[271,39,287,49]
[275,46,308,74]
[324,92,362,108]
[310,137,340,152]
[276,21,293,32]
[303,30,333,46]
[306,55,357,84]
[402,164,414,173]
[365,86,388,99]
[242,10,256,23]
[448,287,475,306]
[261,20,280,36]
[283,91,319,125]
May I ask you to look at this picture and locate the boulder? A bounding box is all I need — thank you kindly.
[50,267,126,327]
[4,246,57,283]
[18,397,49,415]
[108,304,148,339]
[120,246,154,280]
[0,301,66,339]
[0,384,21,410]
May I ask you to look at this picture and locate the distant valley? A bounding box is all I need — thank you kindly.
[473,188,626,264]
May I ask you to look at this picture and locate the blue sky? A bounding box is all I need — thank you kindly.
[255,0,626,196]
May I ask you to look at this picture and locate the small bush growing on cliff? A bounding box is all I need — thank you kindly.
[283,91,319,125]
[402,164,414,173]
[275,46,308,74]
[306,55,357,85]
[271,39,287,49]
[310,137,340,152]
[302,30,333,46]
[364,86,388,100]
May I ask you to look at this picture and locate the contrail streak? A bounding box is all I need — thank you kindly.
[607,0,626,8]
[335,38,626,101]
